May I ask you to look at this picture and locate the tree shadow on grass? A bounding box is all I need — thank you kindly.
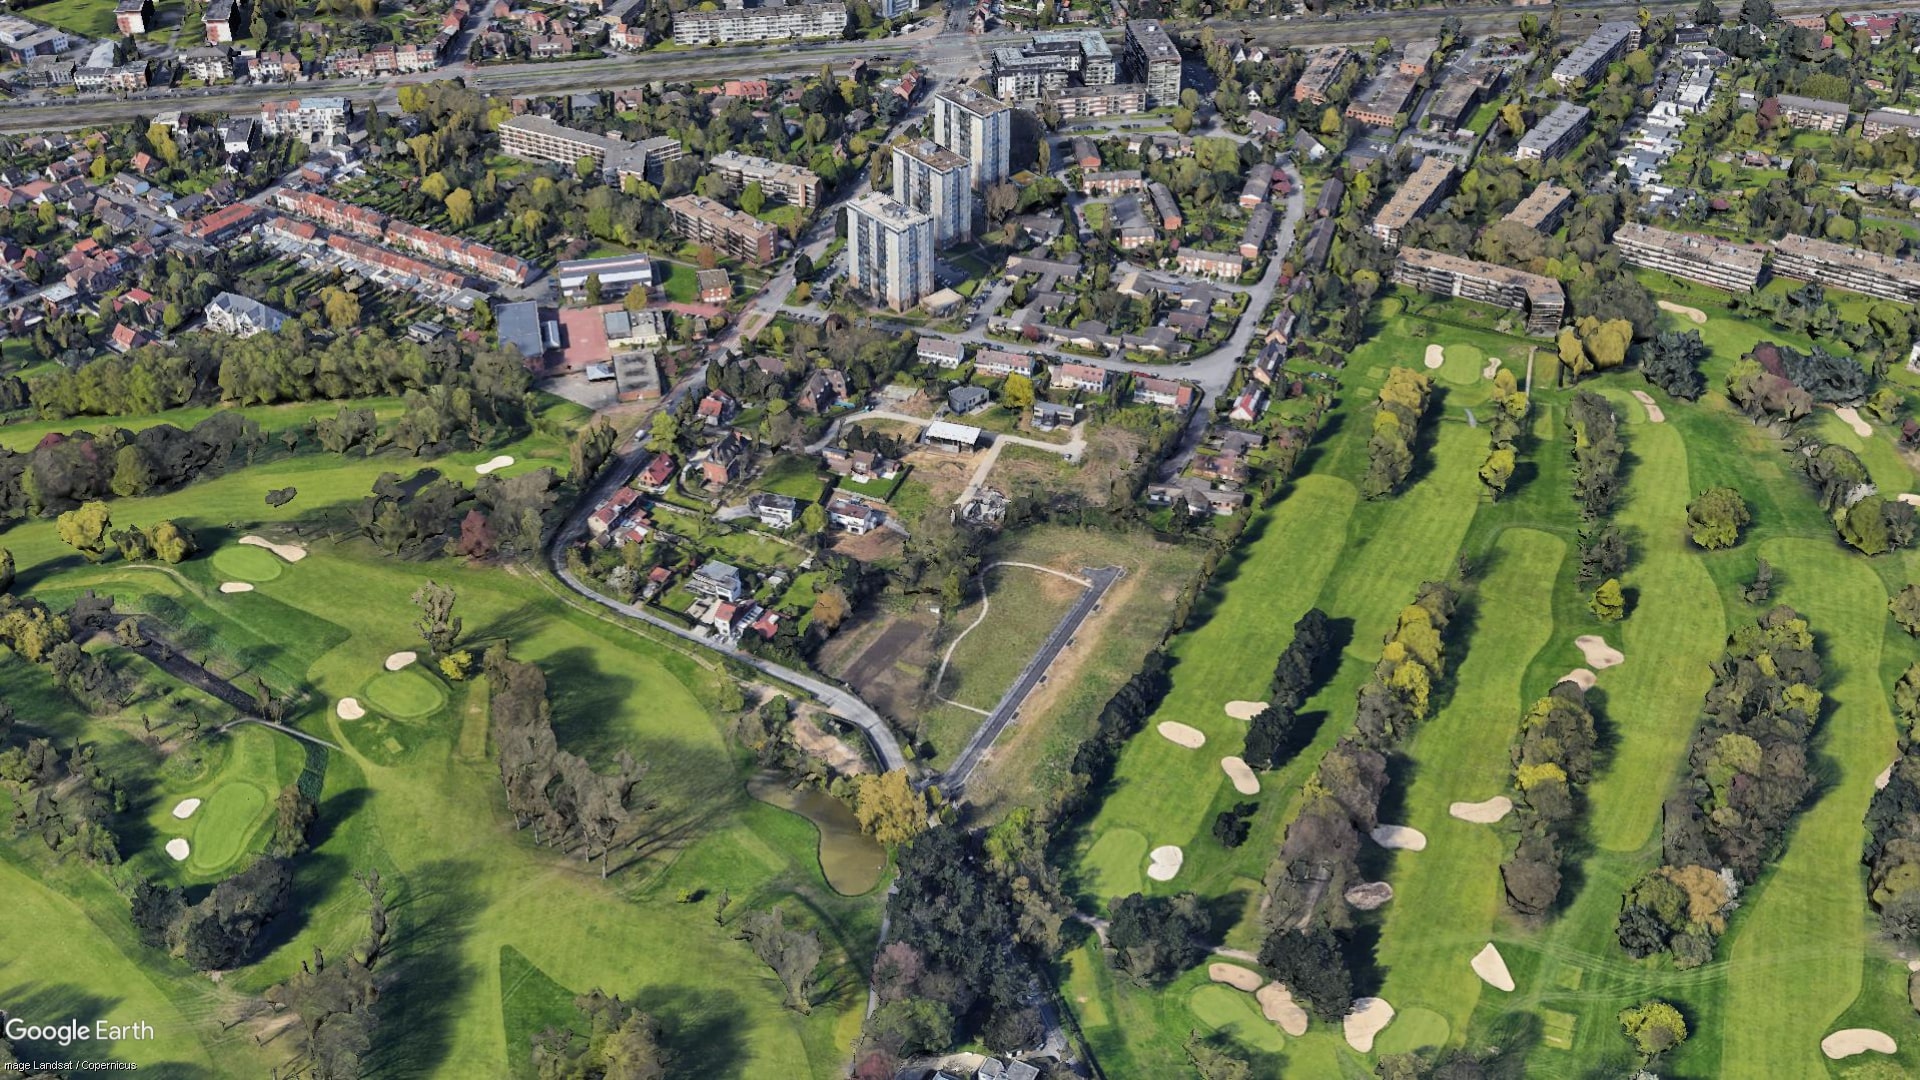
[368,858,486,1079]
[629,985,753,1079]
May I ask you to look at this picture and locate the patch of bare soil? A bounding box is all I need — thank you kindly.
[990,426,1145,507]
[826,611,938,725]
[792,706,867,775]
[900,449,976,505]
[827,528,905,563]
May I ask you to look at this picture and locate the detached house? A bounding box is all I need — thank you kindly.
[827,497,885,535]
[796,368,849,414]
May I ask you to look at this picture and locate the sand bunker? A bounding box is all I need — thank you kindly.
[1900,494,1920,508]
[475,454,515,475]
[165,838,190,861]
[1344,997,1394,1052]
[1835,406,1873,438]
[171,798,201,820]
[239,535,307,562]
[1146,845,1184,881]
[1157,721,1206,749]
[1257,982,1310,1036]
[1481,356,1501,380]
[1574,636,1623,669]
[337,698,366,720]
[1221,757,1261,795]
[1208,963,1264,992]
[1821,1029,1897,1059]
[1449,796,1513,824]
[1224,700,1266,720]
[1370,825,1427,851]
[1345,881,1394,910]
[1630,390,1666,423]
[1470,943,1515,992]
[1423,344,1445,369]
[1657,299,1708,325]
[384,651,418,672]
[219,582,255,594]
[1558,668,1597,691]
[1877,763,1895,791]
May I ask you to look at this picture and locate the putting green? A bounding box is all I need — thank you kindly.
[210,545,284,583]
[363,669,448,719]
[1436,343,1486,387]
[188,782,269,874]
[1083,827,1147,900]
[1188,984,1288,1053]
[1372,1005,1449,1054]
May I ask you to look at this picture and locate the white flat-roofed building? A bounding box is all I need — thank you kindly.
[672,2,848,46]
[1612,222,1764,291]
[707,150,823,210]
[1516,102,1592,161]
[1771,233,1920,302]
[556,253,656,300]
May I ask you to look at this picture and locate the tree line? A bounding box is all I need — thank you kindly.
[1362,367,1433,499]
[1259,580,1462,1020]
[1500,682,1603,917]
[355,467,559,561]
[1241,607,1340,771]
[1477,368,1528,501]
[1790,437,1917,556]
[1617,606,1826,966]
[1863,747,1920,963]
[1567,390,1632,617]
[484,645,652,878]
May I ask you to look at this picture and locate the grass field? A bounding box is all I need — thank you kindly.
[0,401,883,1076]
[1055,296,1920,1075]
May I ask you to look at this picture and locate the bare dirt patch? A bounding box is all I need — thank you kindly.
[826,528,904,563]
[989,426,1145,508]
[792,708,867,776]
[824,611,937,726]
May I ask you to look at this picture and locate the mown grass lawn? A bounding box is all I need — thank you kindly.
[0,403,884,1076]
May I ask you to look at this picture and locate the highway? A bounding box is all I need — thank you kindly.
[0,0,1865,132]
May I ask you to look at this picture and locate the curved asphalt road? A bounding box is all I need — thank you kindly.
[548,452,907,773]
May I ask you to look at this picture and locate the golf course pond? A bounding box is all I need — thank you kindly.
[746,773,886,896]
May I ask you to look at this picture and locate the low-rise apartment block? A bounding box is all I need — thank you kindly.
[1863,109,1920,141]
[1770,233,1920,302]
[672,2,848,46]
[1345,69,1420,127]
[1046,83,1150,119]
[1503,182,1573,232]
[1553,21,1637,87]
[664,195,778,265]
[1370,157,1456,247]
[497,114,683,183]
[259,98,353,139]
[1394,247,1565,336]
[1294,47,1354,104]
[1774,94,1849,133]
[1516,102,1591,161]
[707,150,822,209]
[1612,222,1764,291]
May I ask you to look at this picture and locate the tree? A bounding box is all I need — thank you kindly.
[1643,329,1709,400]
[1590,578,1626,622]
[1002,372,1036,409]
[1619,1000,1689,1058]
[646,413,680,453]
[800,502,828,536]
[1108,892,1206,985]
[1738,0,1772,27]
[585,273,604,306]
[56,502,113,562]
[1744,557,1774,604]
[1258,928,1352,1021]
[1686,487,1750,549]
[320,287,361,331]
[1319,106,1343,136]
[110,444,156,497]
[411,580,461,655]
[740,181,766,216]
[1479,446,1516,499]
[445,187,476,228]
[1891,584,1920,636]
[269,783,317,856]
[1694,0,1721,25]
[150,521,196,563]
[265,487,299,509]
[737,907,822,1014]
[846,770,928,847]
[0,548,11,594]
[1184,1032,1252,1080]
